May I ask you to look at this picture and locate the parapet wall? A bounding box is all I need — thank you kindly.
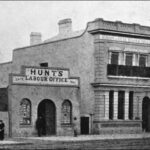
[88,18,150,36]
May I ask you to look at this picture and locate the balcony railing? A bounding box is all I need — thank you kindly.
[107,64,150,78]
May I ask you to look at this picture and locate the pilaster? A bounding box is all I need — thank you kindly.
[125,91,129,120]
[113,91,118,119]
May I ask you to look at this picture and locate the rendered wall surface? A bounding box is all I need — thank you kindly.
[9,84,80,137]
[0,62,12,88]
[12,32,95,116]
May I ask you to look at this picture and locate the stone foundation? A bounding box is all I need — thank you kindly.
[93,120,142,134]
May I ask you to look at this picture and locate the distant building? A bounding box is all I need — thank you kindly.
[1,18,150,137]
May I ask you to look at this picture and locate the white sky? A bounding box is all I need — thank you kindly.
[1,1,150,63]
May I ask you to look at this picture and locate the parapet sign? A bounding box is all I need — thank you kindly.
[11,66,79,87]
[99,34,150,44]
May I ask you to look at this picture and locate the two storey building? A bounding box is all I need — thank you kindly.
[89,19,150,134]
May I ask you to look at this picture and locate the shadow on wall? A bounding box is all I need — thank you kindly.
[0,112,8,137]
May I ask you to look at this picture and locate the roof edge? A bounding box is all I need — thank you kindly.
[0,61,12,65]
[87,18,150,36]
[14,27,88,52]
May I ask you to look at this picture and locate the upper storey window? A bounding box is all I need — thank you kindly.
[108,49,150,78]
[109,51,148,67]
[111,52,119,65]
[125,53,133,66]
[139,54,147,67]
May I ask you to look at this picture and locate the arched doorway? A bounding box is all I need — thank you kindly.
[37,99,56,135]
[142,97,150,132]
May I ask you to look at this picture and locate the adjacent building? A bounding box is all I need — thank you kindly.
[0,18,150,137]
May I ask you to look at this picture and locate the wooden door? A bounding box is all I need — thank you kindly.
[142,97,150,132]
[45,101,56,135]
[80,117,89,134]
[38,99,56,135]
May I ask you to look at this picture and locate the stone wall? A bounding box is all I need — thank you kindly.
[93,120,142,134]
[93,36,150,86]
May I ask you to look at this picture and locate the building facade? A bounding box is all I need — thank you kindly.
[88,19,150,134]
[0,18,150,137]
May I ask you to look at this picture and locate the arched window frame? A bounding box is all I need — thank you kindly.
[20,98,31,125]
[61,100,72,125]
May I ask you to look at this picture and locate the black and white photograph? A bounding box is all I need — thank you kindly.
[0,1,150,149]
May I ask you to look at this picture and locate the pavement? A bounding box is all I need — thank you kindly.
[0,140,22,144]
[18,133,150,141]
[0,133,150,144]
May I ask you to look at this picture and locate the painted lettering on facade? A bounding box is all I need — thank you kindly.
[25,68,69,78]
[12,67,79,86]
[99,34,150,44]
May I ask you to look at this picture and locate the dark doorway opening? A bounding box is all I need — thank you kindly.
[37,99,56,135]
[142,97,150,132]
[80,117,89,134]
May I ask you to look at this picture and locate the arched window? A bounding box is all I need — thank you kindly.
[61,100,72,124]
[20,98,31,125]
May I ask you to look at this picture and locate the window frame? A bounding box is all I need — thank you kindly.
[61,100,72,125]
[125,53,133,66]
[139,54,147,67]
[110,52,119,65]
[40,62,48,67]
[20,98,32,126]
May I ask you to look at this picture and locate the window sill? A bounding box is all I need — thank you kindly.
[107,119,142,122]
[61,123,72,127]
[20,124,32,128]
